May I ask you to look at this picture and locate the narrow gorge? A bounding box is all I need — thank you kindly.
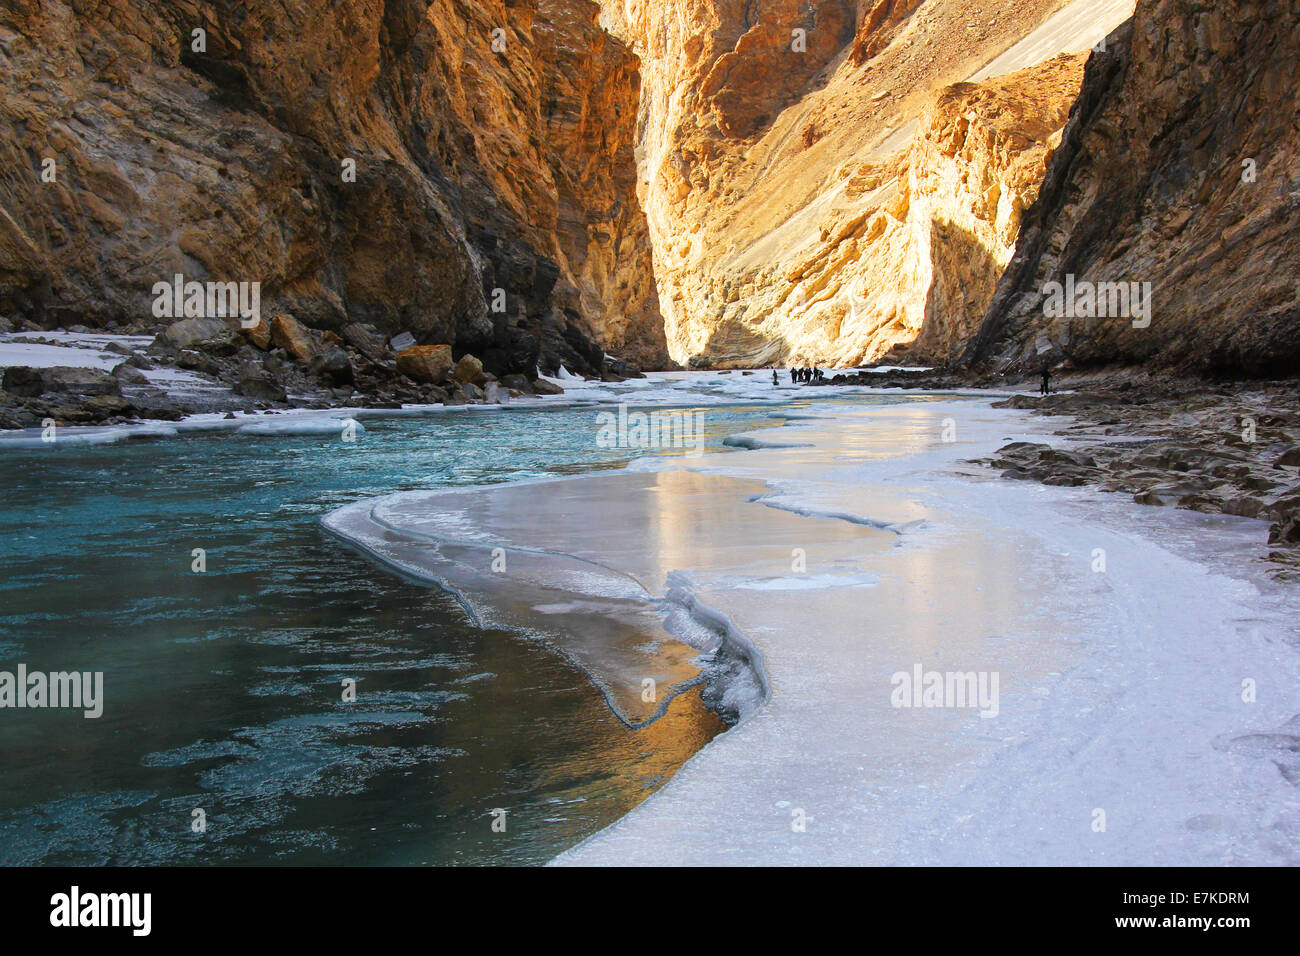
[1,0,1297,381]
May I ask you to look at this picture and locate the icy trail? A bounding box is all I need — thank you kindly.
[550,399,1300,864]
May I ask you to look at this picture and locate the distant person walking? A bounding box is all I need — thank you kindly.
[772,369,779,386]
[1040,363,1051,396]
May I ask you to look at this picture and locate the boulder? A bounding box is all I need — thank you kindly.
[501,373,533,394]
[243,318,273,350]
[82,394,134,419]
[460,382,485,402]
[531,378,564,395]
[389,331,416,353]
[162,317,241,354]
[1275,447,1300,468]
[270,314,319,364]
[309,347,354,387]
[1134,483,1203,507]
[1271,516,1300,545]
[234,363,287,402]
[1268,489,1300,543]
[395,344,453,384]
[2,365,44,397]
[342,323,388,360]
[39,366,121,397]
[484,381,506,404]
[176,350,216,372]
[112,362,150,385]
[992,395,1044,410]
[603,358,644,377]
[1220,495,1269,520]
[452,353,487,387]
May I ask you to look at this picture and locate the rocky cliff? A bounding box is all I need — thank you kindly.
[967,0,1300,377]
[596,0,1134,367]
[0,0,667,375]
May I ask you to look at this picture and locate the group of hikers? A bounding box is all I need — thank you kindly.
[763,361,1055,393]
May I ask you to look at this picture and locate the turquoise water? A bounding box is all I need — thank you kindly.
[0,393,939,865]
[0,402,808,865]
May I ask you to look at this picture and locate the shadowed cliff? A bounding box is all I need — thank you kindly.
[0,0,668,375]
[966,0,1300,378]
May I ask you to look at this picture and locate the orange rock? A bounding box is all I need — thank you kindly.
[243,318,272,350]
[269,315,318,365]
[396,345,454,384]
[451,354,487,387]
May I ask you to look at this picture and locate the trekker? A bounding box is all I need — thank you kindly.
[1040,363,1051,396]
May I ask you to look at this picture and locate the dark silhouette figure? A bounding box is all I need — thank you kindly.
[1040,364,1051,396]
[772,369,779,385]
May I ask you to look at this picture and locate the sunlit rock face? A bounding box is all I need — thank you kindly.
[0,0,667,373]
[968,0,1300,377]
[597,0,1125,368]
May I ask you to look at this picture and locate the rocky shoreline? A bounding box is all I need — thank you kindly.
[965,376,1300,576]
[0,315,648,430]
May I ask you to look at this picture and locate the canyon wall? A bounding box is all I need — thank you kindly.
[7,0,1291,378]
[0,0,667,374]
[967,0,1300,377]
[597,0,1132,367]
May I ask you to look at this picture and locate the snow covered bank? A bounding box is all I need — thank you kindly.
[0,330,217,393]
[548,399,1300,864]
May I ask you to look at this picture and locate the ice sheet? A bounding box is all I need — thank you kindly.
[554,401,1300,864]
